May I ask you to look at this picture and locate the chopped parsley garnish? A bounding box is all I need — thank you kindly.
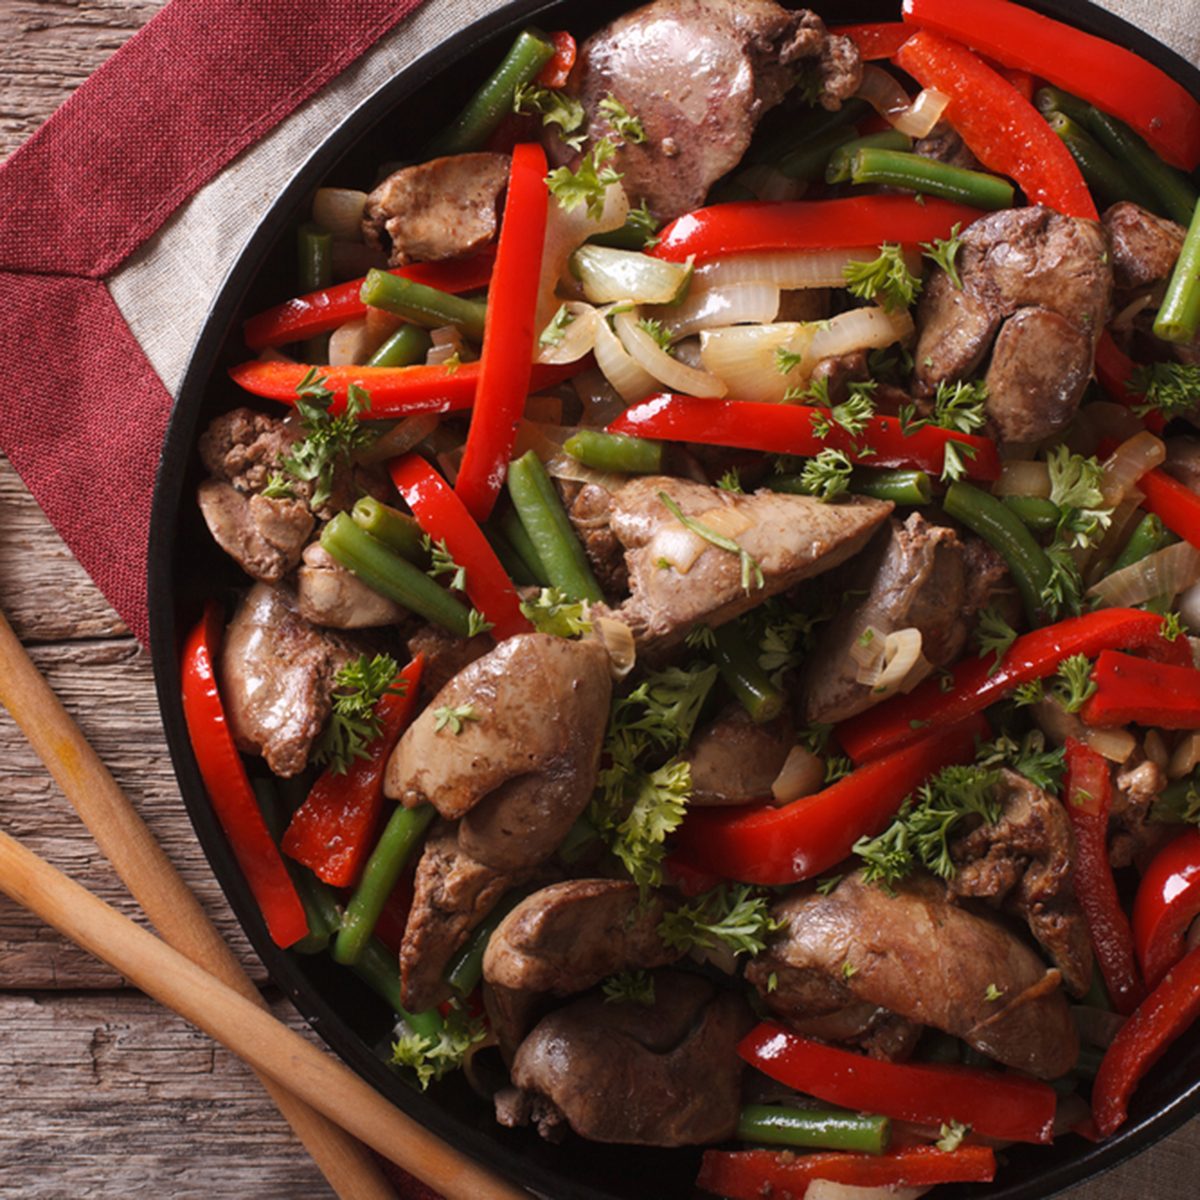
[637,316,674,353]
[810,382,877,440]
[853,764,1003,886]
[433,703,479,735]
[1046,445,1112,551]
[282,370,377,510]
[1129,360,1200,420]
[1041,541,1085,619]
[976,729,1065,794]
[602,970,656,1005]
[975,606,1018,675]
[843,243,922,313]
[921,223,965,290]
[1162,611,1186,642]
[984,983,1005,1002]
[776,346,807,376]
[899,379,988,436]
[824,754,853,783]
[313,654,405,774]
[546,136,622,219]
[539,303,575,349]
[796,448,853,502]
[1051,653,1097,713]
[260,472,296,501]
[937,1120,970,1152]
[466,609,494,638]
[1013,678,1046,707]
[391,1003,486,1090]
[717,468,744,494]
[815,873,843,895]
[520,587,592,638]
[841,959,858,980]
[685,623,718,650]
[598,94,646,143]
[514,82,587,150]
[658,884,782,959]
[423,535,467,592]
[657,491,764,593]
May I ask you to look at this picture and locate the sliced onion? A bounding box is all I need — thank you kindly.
[594,307,658,402]
[426,324,475,366]
[700,322,815,402]
[592,614,637,679]
[861,628,925,698]
[806,306,915,364]
[807,1183,929,1200]
[1111,291,1157,332]
[1143,729,1169,768]
[313,187,368,241]
[850,625,887,673]
[572,364,627,426]
[535,301,599,365]
[771,745,826,804]
[994,460,1051,498]
[1031,696,1085,747]
[536,181,629,336]
[328,316,374,367]
[1084,726,1137,764]
[1070,400,1146,457]
[545,451,626,494]
[357,412,440,464]
[1100,430,1166,506]
[646,282,780,340]
[1084,495,1146,587]
[648,523,707,574]
[673,337,704,370]
[1088,540,1200,608]
[1179,579,1200,634]
[856,65,950,138]
[613,307,727,397]
[572,243,693,305]
[1073,1005,1127,1049]
[695,247,886,291]
[513,420,573,464]
[1168,732,1200,779]
[695,505,753,539]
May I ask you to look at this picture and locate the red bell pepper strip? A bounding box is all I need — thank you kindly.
[894,30,1097,219]
[1000,66,1035,102]
[739,1023,1058,1143]
[1092,943,1200,1135]
[673,717,987,885]
[536,30,576,88]
[662,852,725,898]
[1138,466,1200,550]
[838,608,1191,764]
[1134,829,1200,990]
[829,22,911,61]
[902,0,1200,172]
[1081,650,1200,730]
[228,358,577,415]
[282,655,424,888]
[456,142,549,521]
[696,1144,996,1199]
[1064,739,1146,1015]
[607,394,1002,482]
[242,253,496,350]
[180,603,309,948]
[390,454,530,639]
[1093,333,1165,434]
[651,195,986,263]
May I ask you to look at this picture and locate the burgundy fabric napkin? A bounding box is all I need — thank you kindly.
[0,0,431,648]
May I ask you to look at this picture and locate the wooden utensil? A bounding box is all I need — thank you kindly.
[0,823,527,1200]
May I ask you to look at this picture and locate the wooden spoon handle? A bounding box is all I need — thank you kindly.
[0,825,528,1200]
[0,611,393,1199]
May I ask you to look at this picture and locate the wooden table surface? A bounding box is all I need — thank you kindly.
[1,2,1198,1197]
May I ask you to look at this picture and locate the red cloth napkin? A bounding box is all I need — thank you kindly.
[0,2,448,1196]
[0,0,431,649]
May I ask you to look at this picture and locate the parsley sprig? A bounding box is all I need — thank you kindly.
[598,94,646,143]
[514,82,586,150]
[921,223,965,290]
[975,606,1018,675]
[546,136,622,219]
[519,587,592,638]
[796,448,853,502]
[313,654,405,774]
[602,970,656,1005]
[843,244,922,313]
[658,884,782,959]
[391,1003,486,1090]
[1129,361,1200,420]
[1050,653,1096,713]
[976,729,1065,794]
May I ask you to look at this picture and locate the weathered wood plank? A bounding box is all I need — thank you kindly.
[0,635,267,988]
[0,990,333,1199]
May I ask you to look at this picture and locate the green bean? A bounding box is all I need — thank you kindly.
[847,148,1015,210]
[445,891,527,998]
[253,779,335,955]
[1111,513,1170,573]
[1034,86,1094,129]
[498,506,551,586]
[333,804,436,966]
[427,28,555,156]
[367,323,432,368]
[943,482,1053,623]
[322,512,472,636]
[483,520,539,586]
[1154,197,1200,344]
[507,450,604,602]
[564,429,663,475]
[353,938,444,1039]
[298,223,333,363]
[360,270,487,341]
[748,97,870,166]
[850,468,931,506]
[1084,108,1199,226]
[776,125,859,183]
[1002,495,1062,534]
[1045,112,1160,211]
[824,131,913,185]
[736,1105,890,1155]
[710,622,784,724]
[351,497,428,564]
[589,209,662,252]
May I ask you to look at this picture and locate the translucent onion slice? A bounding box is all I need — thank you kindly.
[572,243,693,305]
[850,624,887,674]
[1179,578,1200,635]
[648,523,707,574]
[694,247,883,291]
[1168,731,1200,779]
[696,505,753,539]
[536,301,599,365]
[647,282,780,341]
[856,628,925,699]
[313,187,368,241]
[892,88,951,138]
[1100,430,1167,506]
[806,1182,928,1200]
[593,615,637,679]
[594,306,658,402]
[513,420,573,464]
[994,460,1052,498]
[328,316,374,367]
[1111,291,1157,332]
[1084,726,1137,764]
[572,364,627,427]
[356,412,440,464]
[1088,540,1200,608]
[855,65,950,138]
[807,306,915,364]
[771,745,826,804]
[700,323,815,403]
[544,450,626,494]
[1143,729,1169,769]
[613,307,727,397]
